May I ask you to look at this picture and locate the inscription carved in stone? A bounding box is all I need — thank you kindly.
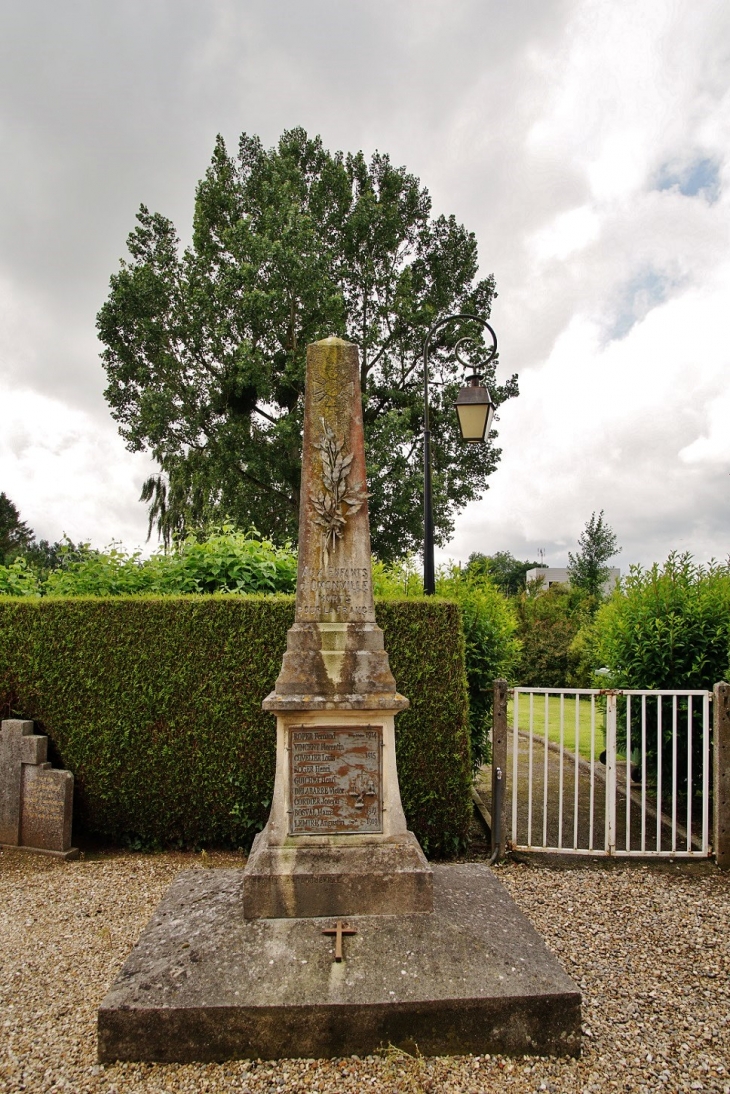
[289,726,382,835]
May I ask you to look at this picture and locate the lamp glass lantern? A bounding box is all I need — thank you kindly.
[454,375,496,443]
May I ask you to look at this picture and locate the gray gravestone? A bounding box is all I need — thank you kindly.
[0,719,78,859]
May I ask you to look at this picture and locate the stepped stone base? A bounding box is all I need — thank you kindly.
[243,830,433,918]
[97,864,582,1063]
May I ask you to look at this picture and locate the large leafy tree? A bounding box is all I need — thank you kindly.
[98,129,518,559]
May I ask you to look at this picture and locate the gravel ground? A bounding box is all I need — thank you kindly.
[1,845,728,1094]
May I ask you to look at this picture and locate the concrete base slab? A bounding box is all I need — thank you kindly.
[98,864,581,1063]
[243,830,433,918]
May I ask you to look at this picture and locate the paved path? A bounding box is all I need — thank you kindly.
[476,731,703,854]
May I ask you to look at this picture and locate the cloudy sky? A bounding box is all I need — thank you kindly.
[1,0,729,571]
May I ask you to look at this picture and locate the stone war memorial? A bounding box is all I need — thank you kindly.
[98,337,581,1063]
[0,718,78,860]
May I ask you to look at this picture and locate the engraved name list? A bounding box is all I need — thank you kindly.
[289,726,382,835]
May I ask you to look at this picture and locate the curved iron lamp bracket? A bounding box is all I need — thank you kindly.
[421,312,498,595]
[422,313,497,431]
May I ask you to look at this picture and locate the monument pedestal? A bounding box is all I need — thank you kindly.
[244,833,432,919]
[243,704,433,918]
[98,864,582,1063]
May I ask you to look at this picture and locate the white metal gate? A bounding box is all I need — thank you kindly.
[509,687,712,858]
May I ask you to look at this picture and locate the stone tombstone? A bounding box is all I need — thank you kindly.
[243,337,432,919]
[0,719,78,859]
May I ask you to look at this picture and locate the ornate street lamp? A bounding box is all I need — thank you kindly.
[454,372,496,443]
[422,313,498,595]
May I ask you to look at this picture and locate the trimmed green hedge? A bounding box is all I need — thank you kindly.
[0,596,470,856]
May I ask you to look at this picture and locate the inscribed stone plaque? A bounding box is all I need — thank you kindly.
[19,763,73,852]
[289,726,382,835]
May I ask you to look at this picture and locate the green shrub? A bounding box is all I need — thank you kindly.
[435,567,520,766]
[0,557,40,597]
[514,581,589,688]
[0,595,470,856]
[584,553,730,785]
[588,554,730,690]
[39,529,298,597]
[373,558,520,767]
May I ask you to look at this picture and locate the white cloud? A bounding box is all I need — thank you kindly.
[0,382,155,549]
[529,205,600,263]
[449,258,730,569]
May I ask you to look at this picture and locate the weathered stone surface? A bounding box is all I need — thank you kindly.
[20,764,74,853]
[245,705,431,915]
[98,864,581,1063]
[243,833,433,918]
[247,337,427,918]
[0,720,39,845]
[264,338,404,709]
[0,719,77,858]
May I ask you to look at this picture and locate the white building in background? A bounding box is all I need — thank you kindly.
[525,566,621,596]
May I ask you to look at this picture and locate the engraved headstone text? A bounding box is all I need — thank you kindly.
[289,726,382,834]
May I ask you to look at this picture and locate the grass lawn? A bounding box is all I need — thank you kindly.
[508,694,606,762]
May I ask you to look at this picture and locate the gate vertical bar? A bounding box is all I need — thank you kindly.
[686,696,693,852]
[605,693,617,855]
[527,692,534,847]
[641,695,647,853]
[511,690,519,848]
[702,692,710,855]
[589,695,596,850]
[542,694,549,847]
[492,680,508,859]
[656,696,663,852]
[558,693,564,849]
[574,696,580,848]
[713,682,730,868]
[626,695,632,851]
[672,696,678,854]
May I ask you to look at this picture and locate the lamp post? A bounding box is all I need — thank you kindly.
[422,313,498,595]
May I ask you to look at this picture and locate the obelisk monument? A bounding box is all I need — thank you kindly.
[99,335,582,1064]
[243,336,433,918]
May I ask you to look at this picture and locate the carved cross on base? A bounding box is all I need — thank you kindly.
[321,920,357,962]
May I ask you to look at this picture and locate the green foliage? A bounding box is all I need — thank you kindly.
[587,553,730,691]
[0,557,41,597]
[515,581,590,688]
[567,510,621,605]
[436,566,520,768]
[98,128,518,560]
[466,550,537,597]
[580,553,730,786]
[21,537,90,582]
[373,557,520,767]
[0,597,471,857]
[0,493,33,564]
[371,555,423,598]
[0,529,298,598]
[376,599,472,855]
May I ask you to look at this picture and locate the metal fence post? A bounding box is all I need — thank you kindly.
[492,679,509,858]
[604,692,617,855]
[713,681,730,868]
